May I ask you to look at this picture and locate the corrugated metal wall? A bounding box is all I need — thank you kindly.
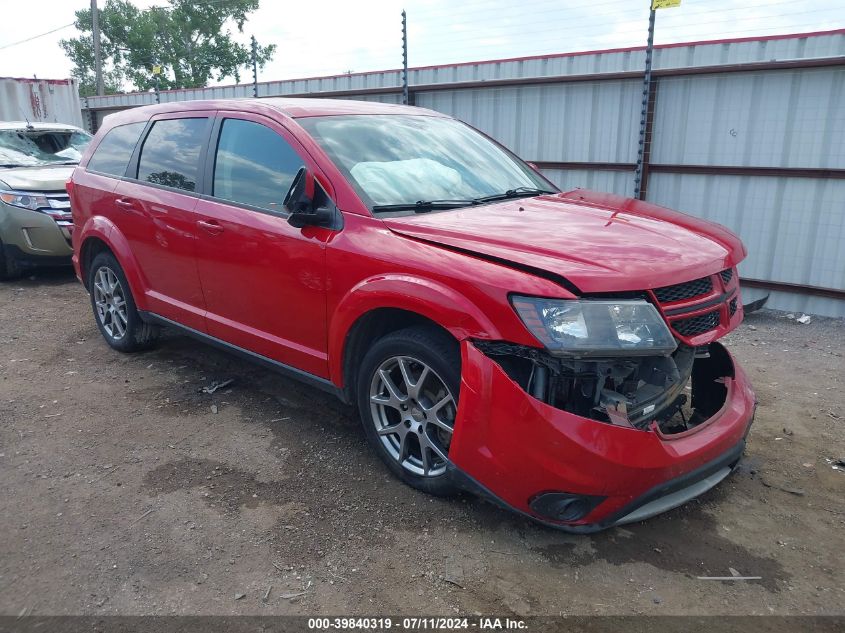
[1,77,84,127]
[81,30,845,316]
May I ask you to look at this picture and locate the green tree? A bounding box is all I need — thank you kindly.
[60,0,275,96]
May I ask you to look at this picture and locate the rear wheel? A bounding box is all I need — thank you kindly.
[88,252,159,352]
[357,326,461,496]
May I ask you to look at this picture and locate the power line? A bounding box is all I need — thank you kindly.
[0,22,75,51]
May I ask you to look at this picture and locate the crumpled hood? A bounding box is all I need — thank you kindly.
[382,190,746,293]
[0,165,74,192]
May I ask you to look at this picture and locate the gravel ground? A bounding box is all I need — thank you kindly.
[0,268,843,616]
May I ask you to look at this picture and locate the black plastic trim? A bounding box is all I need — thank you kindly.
[138,311,348,403]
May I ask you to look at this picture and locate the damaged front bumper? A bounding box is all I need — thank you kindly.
[446,340,756,532]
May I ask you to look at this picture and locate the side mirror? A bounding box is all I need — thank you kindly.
[284,166,335,228]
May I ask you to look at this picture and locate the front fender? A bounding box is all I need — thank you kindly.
[76,216,148,311]
[328,274,501,386]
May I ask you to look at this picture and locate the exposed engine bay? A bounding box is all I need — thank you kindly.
[474,340,734,435]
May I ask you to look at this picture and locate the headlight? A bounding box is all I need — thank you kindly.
[512,296,677,357]
[0,189,49,211]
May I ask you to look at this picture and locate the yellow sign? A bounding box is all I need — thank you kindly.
[652,0,681,8]
[152,65,162,75]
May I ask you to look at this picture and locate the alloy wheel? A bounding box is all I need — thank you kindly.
[369,355,456,477]
[93,266,128,340]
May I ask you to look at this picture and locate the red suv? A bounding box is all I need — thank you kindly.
[69,99,755,531]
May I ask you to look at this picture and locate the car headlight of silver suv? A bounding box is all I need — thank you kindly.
[511,296,677,357]
[0,189,50,211]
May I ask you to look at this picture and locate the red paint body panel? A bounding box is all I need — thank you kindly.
[384,194,742,293]
[69,97,756,529]
[450,342,755,525]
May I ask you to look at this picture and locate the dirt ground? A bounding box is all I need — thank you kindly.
[0,268,843,617]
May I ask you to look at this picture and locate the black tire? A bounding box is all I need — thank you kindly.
[357,325,461,496]
[88,251,159,352]
[0,239,22,281]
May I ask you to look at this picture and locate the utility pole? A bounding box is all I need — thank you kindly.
[91,0,105,96]
[251,35,259,98]
[401,10,409,105]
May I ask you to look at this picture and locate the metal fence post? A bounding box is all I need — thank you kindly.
[634,4,657,199]
[401,10,409,105]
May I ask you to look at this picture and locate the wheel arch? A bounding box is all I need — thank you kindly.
[330,274,501,400]
[77,219,146,310]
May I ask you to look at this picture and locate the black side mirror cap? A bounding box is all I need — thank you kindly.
[284,167,342,229]
[287,205,338,229]
[284,166,314,214]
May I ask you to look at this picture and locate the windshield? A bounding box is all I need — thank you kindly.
[0,128,92,168]
[298,114,556,213]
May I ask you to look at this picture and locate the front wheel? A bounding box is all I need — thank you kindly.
[357,326,461,496]
[88,252,159,352]
[0,239,21,281]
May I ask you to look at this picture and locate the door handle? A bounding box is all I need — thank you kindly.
[197,219,224,235]
[115,198,136,210]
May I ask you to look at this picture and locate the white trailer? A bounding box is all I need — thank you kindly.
[0,77,83,128]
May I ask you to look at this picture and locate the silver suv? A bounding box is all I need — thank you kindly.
[0,121,92,279]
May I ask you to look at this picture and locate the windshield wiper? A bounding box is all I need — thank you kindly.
[372,199,477,213]
[472,186,557,204]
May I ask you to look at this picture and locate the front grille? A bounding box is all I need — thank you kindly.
[654,276,713,303]
[729,297,738,317]
[42,192,73,223]
[720,268,734,285]
[672,310,720,337]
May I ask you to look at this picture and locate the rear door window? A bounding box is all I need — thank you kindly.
[137,118,208,192]
[212,118,304,213]
[86,122,146,177]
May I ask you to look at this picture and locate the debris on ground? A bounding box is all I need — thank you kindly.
[278,591,308,599]
[743,295,768,313]
[797,314,812,325]
[760,478,806,496]
[827,458,845,471]
[262,585,272,603]
[200,379,234,394]
[234,593,246,601]
[210,404,219,414]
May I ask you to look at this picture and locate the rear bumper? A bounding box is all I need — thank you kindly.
[448,341,755,531]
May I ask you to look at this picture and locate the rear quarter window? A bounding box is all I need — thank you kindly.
[86,122,146,177]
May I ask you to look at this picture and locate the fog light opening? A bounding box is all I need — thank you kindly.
[529,492,606,523]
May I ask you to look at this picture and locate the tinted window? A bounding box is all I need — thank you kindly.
[86,122,145,176]
[213,119,303,212]
[137,118,207,192]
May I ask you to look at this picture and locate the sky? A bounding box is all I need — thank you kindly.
[0,0,842,89]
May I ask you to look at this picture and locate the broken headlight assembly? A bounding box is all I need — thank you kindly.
[479,296,731,435]
[511,296,677,357]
